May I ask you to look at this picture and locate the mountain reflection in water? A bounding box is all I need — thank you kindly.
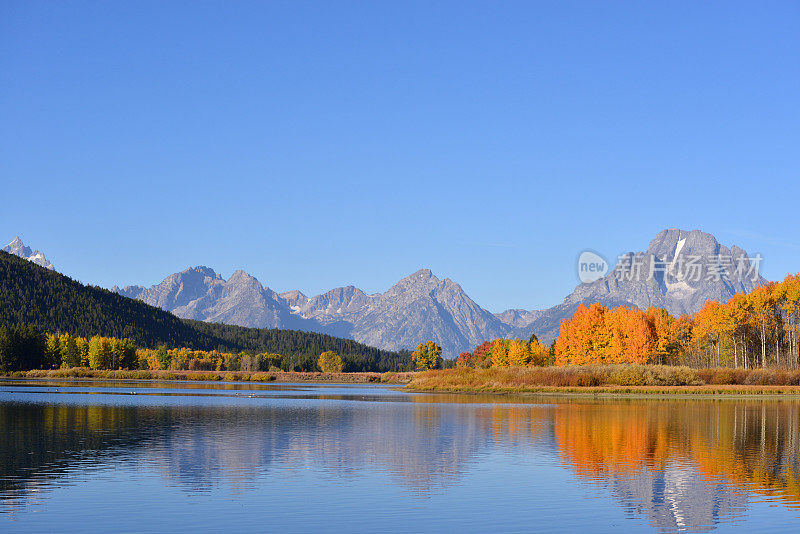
[1,382,798,532]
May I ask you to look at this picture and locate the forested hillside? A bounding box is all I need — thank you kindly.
[0,251,409,371]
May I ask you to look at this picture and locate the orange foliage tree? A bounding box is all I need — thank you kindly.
[555,303,654,365]
[553,273,800,369]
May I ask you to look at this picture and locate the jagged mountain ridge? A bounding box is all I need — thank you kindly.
[493,309,544,329]
[115,267,510,356]
[351,269,509,355]
[2,237,54,270]
[113,266,324,333]
[7,229,768,356]
[512,229,767,344]
[289,285,378,325]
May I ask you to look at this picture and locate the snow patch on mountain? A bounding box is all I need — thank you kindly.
[2,236,54,270]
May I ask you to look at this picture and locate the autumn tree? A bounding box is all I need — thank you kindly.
[555,303,609,365]
[549,273,800,370]
[491,338,509,367]
[749,283,779,368]
[155,345,171,370]
[88,336,108,369]
[778,275,800,367]
[693,301,726,366]
[472,341,493,368]
[615,307,653,364]
[646,308,677,364]
[412,341,442,370]
[555,303,653,365]
[44,333,61,369]
[59,333,81,368]
[671,315,694,364]
[507,339,530,366]
[456,352,474,368]
[529,338,552,366]
[76,337,90,366]
[318,351,344,373]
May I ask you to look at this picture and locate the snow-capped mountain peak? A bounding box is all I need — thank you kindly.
[2,236,55,270]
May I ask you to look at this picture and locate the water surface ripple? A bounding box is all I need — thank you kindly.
[1,380,798,533]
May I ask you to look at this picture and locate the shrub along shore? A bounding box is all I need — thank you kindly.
[405,365,800,395]
[2,368,415,384]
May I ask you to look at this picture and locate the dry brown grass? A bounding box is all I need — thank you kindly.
[406,365,800,395]
[696,368,800,386]
[4,368,415,384]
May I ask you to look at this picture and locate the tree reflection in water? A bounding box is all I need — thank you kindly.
[1,385,799,531]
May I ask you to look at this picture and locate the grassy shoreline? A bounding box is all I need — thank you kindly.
[1,368,416,385]
[5,366,800,396]
[405,366,800,396]
[405,384,800,396]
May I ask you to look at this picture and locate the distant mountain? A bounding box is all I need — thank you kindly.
[10,228,766,357]
[113,266,325,332]
[494,309,544,329]
[117,267,509,357]
[514,229,767,344]
[2,237,54,270]
[279,289,309,310]
[350,269,509,356]
[0,250,407,370]
[287,285,378,338]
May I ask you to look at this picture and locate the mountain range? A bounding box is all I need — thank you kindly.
[509,229,767,343]
[6,229,768,356]
[114,267,509,356]
[0,249,407,370]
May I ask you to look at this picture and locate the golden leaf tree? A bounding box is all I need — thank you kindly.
[318,351,344,373]
[507,339,530,366]
[412,341,442,370]
[491,338,509,367]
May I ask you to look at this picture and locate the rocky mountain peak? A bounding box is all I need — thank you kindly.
[387,269,440,295]
[2,236,54,270]
[280,290,309,309]
[228,269,259,284]
[514,228,767,344]
[107,227,769,357]
[183,265,220,279]
[495,309,544,329]
[646,229,722,259]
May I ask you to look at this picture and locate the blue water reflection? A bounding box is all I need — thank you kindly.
[1,380,798,533]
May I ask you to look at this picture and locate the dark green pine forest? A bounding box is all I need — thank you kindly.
[0,251,410,371]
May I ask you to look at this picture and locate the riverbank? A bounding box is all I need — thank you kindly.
[2,368,416,384]
[405,366,800,395]
[6,365,800,395]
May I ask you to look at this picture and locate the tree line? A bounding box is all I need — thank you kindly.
[0,326,136,373]
[0,250,410,371]
[454,274,800,370]
[555,274,800,368]
[0,326,398,374]
[456,337,553,368]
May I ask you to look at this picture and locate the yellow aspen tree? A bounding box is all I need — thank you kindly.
[507,339,530,366]
[412,341,442,370]
[491,338,509,367]
[318,351,344,373]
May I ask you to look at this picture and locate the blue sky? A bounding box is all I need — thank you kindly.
[1,1,798,312]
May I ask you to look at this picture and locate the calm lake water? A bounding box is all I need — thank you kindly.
[1,381,799,533]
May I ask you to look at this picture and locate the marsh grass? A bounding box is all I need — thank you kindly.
[407,365,800,394]
[4,368,412,384]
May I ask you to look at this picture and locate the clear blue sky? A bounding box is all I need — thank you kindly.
[2,1,798,312]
